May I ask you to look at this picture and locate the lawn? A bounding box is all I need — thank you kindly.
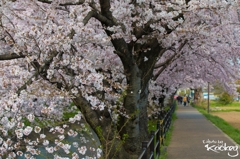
[197,100,240,112]
[209,100,240,107]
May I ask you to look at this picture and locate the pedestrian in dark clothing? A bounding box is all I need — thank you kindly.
[176,96,183,105]
[187,95,191,106]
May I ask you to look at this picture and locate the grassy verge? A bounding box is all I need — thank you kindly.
[159,110,177,159]
[193,104,240,145]
[148,104,177,159]
[195,100,240,112]
[208,100,240,107]
[211,109,240,113]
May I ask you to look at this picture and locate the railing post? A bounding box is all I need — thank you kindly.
[138,101,176,159]
[142,141,148,159]
[160,118,164,145]
[156,121,160,157]
[169,104,174,128]
[150,131,155,159]
[166,110,170,135]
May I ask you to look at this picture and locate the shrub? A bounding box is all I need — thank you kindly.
[218,92,234,105]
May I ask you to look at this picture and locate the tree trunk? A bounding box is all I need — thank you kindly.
[71,61,152,158]
[116,64,149,158]
[194,87,203,104]
[72,95,128,158]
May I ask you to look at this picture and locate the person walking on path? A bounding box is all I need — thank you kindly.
[187,95,191,106]
[183,95,187,106]
[176,95,183,105]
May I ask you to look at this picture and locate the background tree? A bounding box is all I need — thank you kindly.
[213,81,235,105]
[235,80,240,97]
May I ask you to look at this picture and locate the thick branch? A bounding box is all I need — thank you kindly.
[83,10,113,26]
[0,53,25,61]
[84,0,131,67]
[72,95,115,142]
[153,40,188,80]
[16,73,38,95]
[16,51,62,95]
[136,39,166,89]
[37,0,85,5]
[132,2,185,39]
[154,53,176,69]
[99,0,112,20]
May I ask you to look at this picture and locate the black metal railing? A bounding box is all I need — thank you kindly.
[138,103,176,159]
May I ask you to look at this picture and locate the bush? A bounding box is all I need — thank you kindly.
[218,92,234,105]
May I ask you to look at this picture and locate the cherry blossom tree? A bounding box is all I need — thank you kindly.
[0,0,240,158]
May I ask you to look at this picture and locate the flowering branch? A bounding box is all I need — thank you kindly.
[153,40,188,80]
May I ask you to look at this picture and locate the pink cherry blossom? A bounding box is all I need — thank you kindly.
[23,126,33,136]
[0,0,240,158]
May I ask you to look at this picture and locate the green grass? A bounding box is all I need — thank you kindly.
[147,105,177,159]
[210,108,240,112]
[197,100,240,112]
[212,101,240,112]
[22,102,79,128]
[148,120,157,132]
[209,100,240,107]
[159,111,177,159]
[193,104,240,145]
[63,111,78,120]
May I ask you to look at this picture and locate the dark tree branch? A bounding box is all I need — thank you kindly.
[133,19,156,39]
[83,9,114,27]
[83,10,96,25]
[99,0,113,20]
[16,73,38,95]
[16,51,63,95]
[0,53,25,61]
[153,40,188,80]
[154,54,176,69]
[5,30,15,44]
[37,0,85,5]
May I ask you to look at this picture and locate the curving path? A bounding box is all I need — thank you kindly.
[167,105,240,159]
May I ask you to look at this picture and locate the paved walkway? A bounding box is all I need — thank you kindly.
[167,105,240,159]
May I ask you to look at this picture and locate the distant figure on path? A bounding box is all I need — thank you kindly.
[187,95,191,106]
[176,95,183,105]
[183,95,187,106]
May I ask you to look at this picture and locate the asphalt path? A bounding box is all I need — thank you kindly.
[167,105,240,159]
